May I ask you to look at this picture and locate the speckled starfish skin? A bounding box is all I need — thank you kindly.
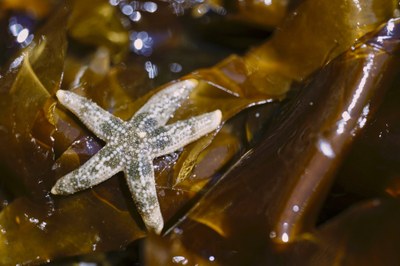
[51,79,222,234]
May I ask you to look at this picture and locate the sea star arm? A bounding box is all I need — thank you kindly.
[124,154,164,234]
[51,144,124,195]
[150,109,222,157]
[131,79,198,127]
[56,90,124,142]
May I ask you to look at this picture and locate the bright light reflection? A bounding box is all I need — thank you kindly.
[9,18,34,47]
[28,216,47,231]
[209,255,215,262]
[9,23,23,36]
[130,1,140,10]
[356,104,370,129]
[122,4,134,15]
[282,233,289,243]
[130,31,153,56]
[10,56,23,69]
[29,217,39,224]
[172,256,188,264]
[78,263,97,266]
[348,55,375,114]
[318,139,335,158]
[387,20,395,33]
[342,111,351,121]
[337,121,345,135]
[173,227,183,234]
[169,62,182,73]
[133,38,143,50]
[130,11,141,21]
[16,28,29,43]
[145,61,158,79]
[353,0,362,12]
[109,0,120,6]
[337,54,375,135]
[143,1,157,13]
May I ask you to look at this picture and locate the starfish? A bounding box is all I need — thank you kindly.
[51,79,222,234]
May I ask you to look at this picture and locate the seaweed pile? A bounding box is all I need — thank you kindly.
[0,0,399,265]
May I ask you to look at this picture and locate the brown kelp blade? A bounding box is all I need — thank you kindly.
[165,18,400,265]
[0,0,398,264]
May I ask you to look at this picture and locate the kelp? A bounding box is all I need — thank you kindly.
[334,69,400,199]
[156,17,400,265]
[279,197,400,265]
[0,0,54,18]
[190,0,293,28]
[67,0,130,62]
[245,0,398,94]
[0,0,399,265]
[0,1,270,263]
[190,0,398,104]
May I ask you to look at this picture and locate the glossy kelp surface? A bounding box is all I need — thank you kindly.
[0,0,399,264]
[151,16,400,266]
